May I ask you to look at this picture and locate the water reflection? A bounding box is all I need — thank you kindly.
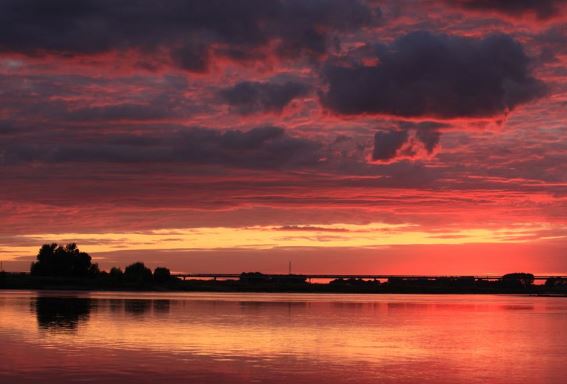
[34,297,173,331]
[153,299,170,315]
[35,296,93,332]
[0,292,564,384]
[124,299,151,317]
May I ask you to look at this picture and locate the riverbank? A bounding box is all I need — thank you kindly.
[2,272,567,295]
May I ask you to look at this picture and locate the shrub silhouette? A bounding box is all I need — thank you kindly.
[30,243,99,277]
[153,267,172,283]
[502,273,535,289]
[124,262,153,283]
[110,267,123,276]
[109,267,124,281]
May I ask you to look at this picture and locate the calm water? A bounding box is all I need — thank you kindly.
[1,291,566,384]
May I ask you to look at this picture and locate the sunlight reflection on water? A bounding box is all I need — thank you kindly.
[1,291,566,384]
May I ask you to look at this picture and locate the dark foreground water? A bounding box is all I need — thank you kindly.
[1,291,566,384]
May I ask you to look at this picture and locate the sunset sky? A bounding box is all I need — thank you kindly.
[1,0,567,274]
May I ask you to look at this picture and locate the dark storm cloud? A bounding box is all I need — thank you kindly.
[218,80,310,114]
[0,121,16,135]
[416,129,442,153]
[372,130,408,161]
[0,0,379,71]
[170,43,211,73]
[0,73,194,123]
[372,122,444,162]
[456,0,567,20]
[400,122,444,154]
[2,126,321,169]
[65,103,170,121]
[321,31,546,119]
[534,26,567,63]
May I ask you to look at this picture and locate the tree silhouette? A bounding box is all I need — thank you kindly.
[124,262,153,283]
[153,267,172,283]
[110,267,124,279]
[30,243,99,277]
[502,273,535,289]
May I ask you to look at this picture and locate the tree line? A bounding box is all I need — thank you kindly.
[24,243,567,293]
[30,243,173,284]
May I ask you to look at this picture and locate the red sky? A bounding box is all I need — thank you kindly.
[1,0,567,274]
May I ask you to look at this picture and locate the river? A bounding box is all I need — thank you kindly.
[1,291,566,383]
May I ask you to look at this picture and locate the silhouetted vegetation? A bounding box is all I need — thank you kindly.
[240,272,268,282]
[502,273,535,289]
[109,267,124,281]
[153,267,172,283]
[381,274,541,293]
[30,243,99,277]
[2,243,567,294]
[239,272,307,290]
[1,244,180,290]
[124,262,153,284]
[545,277,567,289]
[330,277,381,292]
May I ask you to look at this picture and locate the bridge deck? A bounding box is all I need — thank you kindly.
[172,273,567,280]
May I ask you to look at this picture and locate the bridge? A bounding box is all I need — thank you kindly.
[172,273,567,281]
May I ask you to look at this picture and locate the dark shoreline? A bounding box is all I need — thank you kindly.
[2,273,567,295]
[15,244,567,296]
[2,287,567,297]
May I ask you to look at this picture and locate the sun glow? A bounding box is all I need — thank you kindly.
[1,222,561,261]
